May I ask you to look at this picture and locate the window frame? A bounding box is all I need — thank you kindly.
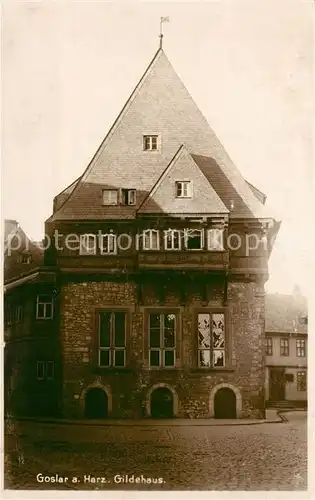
[36,294,54,320]
[99,233,117,255]
[127,189,136,206]
[143,135,159,151]
[296,338,306,357]
[102,189,119,206]
[142,229,160,251]
[37,361,45,380]
[79,234,97,255]
[147,311,178,369]
[175,181,192,198]
[98,310,128,368]
[195,309,228,369]
[280,338,289,357]
[164,229,182,251]
[184,229,204,250]
[207,228,224,251]
[265,337,273,356]
[18,254,32,264]
[297,371,307,391]
[37,360,55,380]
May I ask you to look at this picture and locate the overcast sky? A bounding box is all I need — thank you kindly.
[2,0,313,294]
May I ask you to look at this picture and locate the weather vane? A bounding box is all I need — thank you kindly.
[159,16,170,49]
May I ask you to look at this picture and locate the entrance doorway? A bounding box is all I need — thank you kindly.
[150,387,174,418]
[269,368,285,401]
[85,388,108,419]
[214,388,236,418]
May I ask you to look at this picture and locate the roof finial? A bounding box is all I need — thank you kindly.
[159,17,170,49]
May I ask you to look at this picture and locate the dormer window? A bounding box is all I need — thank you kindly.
[122,189,136,206]
[103,189,119,205]
[18,254,32,264]
[143,135,158,151]
[175,181,192,198]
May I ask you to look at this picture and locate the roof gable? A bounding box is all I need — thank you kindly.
[139,146,229,215]
[48,49,274,222]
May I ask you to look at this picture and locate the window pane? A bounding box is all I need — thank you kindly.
[99,312,111,347]
[101,234,116,254]
[164,314,175,348]
[297,372,306,391]
[100,350,110,366]
[114,350,125,367]
[149,329,160,348]
[114,312,126,347]
[173,231,180,249]
[37,303,45,318]
[45,303,53,319]
[208,229,224,250]
[186,230,202,249]
[149,314,161,330]
[38,295,52,303]
[149,350,160,366]
[103,190,118,205]
[37,362,45,379]
[164,329,175,348]
[164,313,175,330]
[151,231,158,249]
[213,350,225,367]
[165,350,175,367]
[198,350,210,367]
[46,361,54,379]
[80,234,96,254]
[212,313,225,348]
[198,314,210,348]
[151,137,157,149]
[165,231,172,249]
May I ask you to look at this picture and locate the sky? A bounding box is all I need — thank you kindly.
[2,0,313,294]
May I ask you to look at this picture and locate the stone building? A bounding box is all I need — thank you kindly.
[265,291,307,408]
[4,47,280,419]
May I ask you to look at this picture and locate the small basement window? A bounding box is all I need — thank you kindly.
[175,181,192,198]
[143,135,158,151]
[103,189,119,205]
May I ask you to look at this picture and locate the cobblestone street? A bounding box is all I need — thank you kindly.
[4,411,307,491]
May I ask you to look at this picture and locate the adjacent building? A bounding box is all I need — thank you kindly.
[4,46,281,419]
[265,291,307,408]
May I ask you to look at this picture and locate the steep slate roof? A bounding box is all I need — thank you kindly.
[265,293,308,334]
[138,145,229,215]
[47,48,275,222]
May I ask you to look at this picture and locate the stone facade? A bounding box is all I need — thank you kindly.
[60,278,265,419]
